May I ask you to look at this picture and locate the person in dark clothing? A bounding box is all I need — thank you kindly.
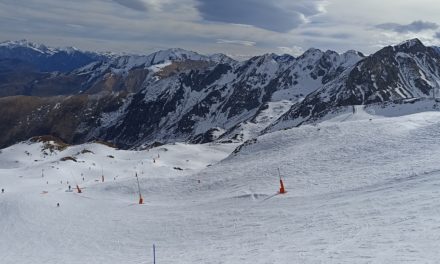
[1,188,4,193]
[57,203,60,207]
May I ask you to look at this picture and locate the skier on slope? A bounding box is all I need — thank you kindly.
[1,188,4,193]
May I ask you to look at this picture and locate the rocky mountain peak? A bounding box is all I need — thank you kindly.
[300,48,323,58]
[394,38,426,53]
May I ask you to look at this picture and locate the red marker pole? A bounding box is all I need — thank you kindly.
[279,179,285,194]
[278,168,286,194]
[136,173,143,204]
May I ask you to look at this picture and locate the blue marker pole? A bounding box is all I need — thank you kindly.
[153,244,156,264]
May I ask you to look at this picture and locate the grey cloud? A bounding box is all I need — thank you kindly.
[111,0,148,11]
[216,39,256,46]
[278,46,304,56]
[301,31,323,37]
[376,20,438,33]
[329,33,351,39]
[195,0,325,32]
[301,31,352,39]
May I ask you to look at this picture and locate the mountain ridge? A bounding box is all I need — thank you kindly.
[1,38,440,149]
[268,38,440,131]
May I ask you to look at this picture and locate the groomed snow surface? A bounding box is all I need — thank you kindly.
[3,109,440,263]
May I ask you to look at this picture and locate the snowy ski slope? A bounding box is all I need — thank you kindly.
[2,109,440,263]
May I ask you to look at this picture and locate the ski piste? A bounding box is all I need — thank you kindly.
[3,111,440,262]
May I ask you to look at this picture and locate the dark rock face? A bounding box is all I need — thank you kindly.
[181,64,232,92]
[102,85,186,147]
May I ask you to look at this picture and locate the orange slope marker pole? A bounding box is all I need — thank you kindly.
[139,194,144,205]
[136,173,143,204]
[279,179,286,194]
[278,168,286,194]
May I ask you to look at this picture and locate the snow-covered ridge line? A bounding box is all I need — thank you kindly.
[0,39,368,65]
[0,39,106,56]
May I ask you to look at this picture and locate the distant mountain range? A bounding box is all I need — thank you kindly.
[0,40,109,72]
[1,38,439,149]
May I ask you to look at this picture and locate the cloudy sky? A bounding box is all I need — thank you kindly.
[1,0,440,58]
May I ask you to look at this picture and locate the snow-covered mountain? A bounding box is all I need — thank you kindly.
[0,41,365,148]
[76,48,229,75]
[72,48,236,94]
[89,49,363,147]
[4,38,440,149]
[269,38,440,131]
[0,40,107,72]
